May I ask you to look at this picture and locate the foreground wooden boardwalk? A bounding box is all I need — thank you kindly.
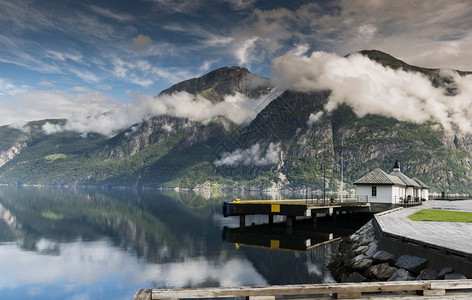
[375,200,472,259]
[134,279,472,299]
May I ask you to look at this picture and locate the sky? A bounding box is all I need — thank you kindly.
[1,0,472,134]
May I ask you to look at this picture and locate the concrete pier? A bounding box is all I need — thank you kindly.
[223,199,371,228]
[374,200,472,260]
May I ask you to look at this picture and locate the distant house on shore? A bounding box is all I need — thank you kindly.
[354,161,429,204]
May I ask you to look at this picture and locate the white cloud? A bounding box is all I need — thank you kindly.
[131,34,153,51]
[0,239,267,293]
[307,111,324,126]
[214,143,281,167]
[223,0,257,10]
[38,80,55,87]
[290,44,310,56]
[0,78,29,96]
[273,51,472,133]
[98,85,112,90]
[70,68,100,83]
[1,85,281,136]
[45,50,82,63]
[88,5,134,22]
[235,37,259,65]
[229,0,472,70]
[70,86,89,92]
[42,122,64,134]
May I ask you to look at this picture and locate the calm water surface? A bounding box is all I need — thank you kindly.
[0,187,357,299]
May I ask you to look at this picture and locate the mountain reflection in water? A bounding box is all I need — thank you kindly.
[0,187,358,299]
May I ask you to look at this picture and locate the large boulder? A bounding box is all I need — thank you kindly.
[343,272,368,283]
[365,263,398,280]
[355,245,369,255]
[438,266,454,279]
[395,255,428,274]
[352,257,373,271]
[416,267,438,280]
[364,241,378,258]
[346,254,366,268]
[372,251,396,265]
[445,273,467,280]
[388,268,415,281]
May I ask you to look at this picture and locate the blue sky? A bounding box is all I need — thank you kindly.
[1,0,472,132]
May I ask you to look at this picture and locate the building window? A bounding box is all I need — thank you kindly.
[372,186,377,197]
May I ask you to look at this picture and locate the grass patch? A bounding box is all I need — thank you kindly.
[408,209,472,223]
[44,153,67,161]
[41,211,64,220]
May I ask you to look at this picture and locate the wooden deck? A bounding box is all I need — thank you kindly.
[374,200,472,259]
[134,279,472,299]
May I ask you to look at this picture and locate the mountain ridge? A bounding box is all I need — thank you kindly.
[0,50,471,193]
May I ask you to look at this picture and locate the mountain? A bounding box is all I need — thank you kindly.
[0,51,472,193]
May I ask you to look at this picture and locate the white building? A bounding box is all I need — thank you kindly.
[354,161,429,204]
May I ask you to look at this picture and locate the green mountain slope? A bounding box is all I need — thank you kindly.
[0,52,471,193]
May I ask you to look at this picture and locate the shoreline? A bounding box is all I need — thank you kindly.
[328,203,472,282]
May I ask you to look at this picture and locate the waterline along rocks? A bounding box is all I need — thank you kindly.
[328,220,468,282]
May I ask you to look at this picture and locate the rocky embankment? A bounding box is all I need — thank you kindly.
[328,220,468,282]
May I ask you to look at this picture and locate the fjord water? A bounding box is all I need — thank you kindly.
[0,187,351,300]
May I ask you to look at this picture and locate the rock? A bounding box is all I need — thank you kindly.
[357,220,373,235]
[388,268,415,281]
[416,267,437,280]
[346,254,366,268]
[364,241,378,258]
[365,263,398,280]
[352,257,373,271]
[343,272,368,283]
[349,234,360,242]
[395,255,428,274]
[372,251,396,265]
[438,266,454,279]
[445,273,467,280]
[355,245,369,255]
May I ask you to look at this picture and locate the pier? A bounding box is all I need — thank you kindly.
[375,200,472,259]
[133,200,472,300]
[134,279,472,299]
[222,198,371,228]
[374,200,472,277]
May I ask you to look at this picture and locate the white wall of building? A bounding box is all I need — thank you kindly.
[422,189,429,200]
[392,185,406,203]
[356,185,393,203]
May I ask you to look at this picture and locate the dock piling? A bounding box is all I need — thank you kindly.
[240,215,245,229]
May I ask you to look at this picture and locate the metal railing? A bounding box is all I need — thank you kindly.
[304,195,366,205]
[394,196,423,207]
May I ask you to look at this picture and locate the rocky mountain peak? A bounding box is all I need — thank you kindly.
[159,66,273,103]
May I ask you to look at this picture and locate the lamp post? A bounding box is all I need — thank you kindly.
[320,164,326,202]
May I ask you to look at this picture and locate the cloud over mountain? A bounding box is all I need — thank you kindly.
[273,51,472,133]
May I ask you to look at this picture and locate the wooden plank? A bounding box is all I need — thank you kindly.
[430,280,472,290]
[340,293,472,300]
[334,291,362,299]
[152,281,431,299]
[151,280,472,299]
[134,289,152,300]
[418,289,446,296]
